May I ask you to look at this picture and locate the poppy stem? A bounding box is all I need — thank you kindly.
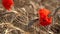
[28,18,39,27]
[52,7,60,25]
[53,7,60,16]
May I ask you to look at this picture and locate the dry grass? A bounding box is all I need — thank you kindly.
[0,0,60,34]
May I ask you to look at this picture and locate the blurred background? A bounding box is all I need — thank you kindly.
[0,0,60,34]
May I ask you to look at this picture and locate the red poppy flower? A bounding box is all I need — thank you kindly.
[2,0,14,11]
[38,8,52,26]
